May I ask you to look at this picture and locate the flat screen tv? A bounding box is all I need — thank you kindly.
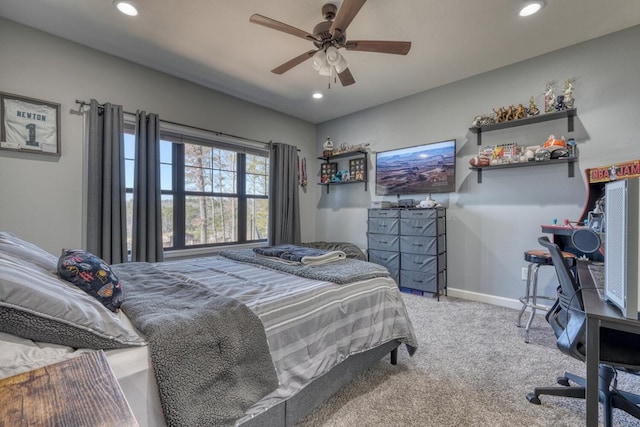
[375,139,456,196]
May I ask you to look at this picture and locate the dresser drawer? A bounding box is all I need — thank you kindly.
[400,235,445,255]
[400,209,441,220]
[401,253,446,274]
[400,270,445,293]
[367,233,400,252]
[400,216,445,237]
[368,217,399,235]
[368,249,400,271]
[369,209,400,218]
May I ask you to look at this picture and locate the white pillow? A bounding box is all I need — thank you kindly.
[0,250,146,349]
[0,231,58,273]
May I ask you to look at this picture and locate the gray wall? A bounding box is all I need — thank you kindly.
[0,18,318,254]
[2,16,639,306]
[316,25,640,306]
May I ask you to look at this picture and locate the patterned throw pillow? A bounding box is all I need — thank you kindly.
[57,249,124,312]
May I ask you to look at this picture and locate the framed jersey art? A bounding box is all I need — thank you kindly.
[1,92,61,156]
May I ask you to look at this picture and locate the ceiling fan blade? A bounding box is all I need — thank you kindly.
[330,0,367,37]
[271,50,318,75]
[338,68,356,86]
[344,40,412,55]
[250,14,320,42]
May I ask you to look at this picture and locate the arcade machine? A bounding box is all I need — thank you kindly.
[541,159,640,261]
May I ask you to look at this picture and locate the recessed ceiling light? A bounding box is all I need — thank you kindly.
[519,0,545,17]
[312,92,323,99]
[114,0,138,16]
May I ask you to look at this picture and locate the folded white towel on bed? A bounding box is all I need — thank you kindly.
[253,245,346,266]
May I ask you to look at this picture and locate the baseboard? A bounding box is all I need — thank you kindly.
[446,287,552,311]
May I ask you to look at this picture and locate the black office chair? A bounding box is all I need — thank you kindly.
[526,236,640,427]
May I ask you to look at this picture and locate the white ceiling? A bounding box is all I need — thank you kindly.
[1,0,639,124]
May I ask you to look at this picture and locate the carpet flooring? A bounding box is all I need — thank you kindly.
[296,294,640,427]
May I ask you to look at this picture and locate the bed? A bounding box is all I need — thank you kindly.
[0,232,418,426]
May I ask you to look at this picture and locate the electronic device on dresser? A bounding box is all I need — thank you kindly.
[604,177,640,319]
[397,199,415,208]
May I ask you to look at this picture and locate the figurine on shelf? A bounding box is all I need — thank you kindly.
[555,94,567,111]
[355,143,371,152]
[514,104,526,120]
[527,96,540,116]
[567,138,577,157]
[505,105,515,121]
[524,145,540,161]
[493,107,506,123]
[472,115,495,126]
[563,79,575,109]
[544,82,555,113]
[322,136,334,157]
[543,134,567,152]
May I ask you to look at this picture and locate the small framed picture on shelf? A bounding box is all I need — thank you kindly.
[320,162,337,183]
[349,158,365,181]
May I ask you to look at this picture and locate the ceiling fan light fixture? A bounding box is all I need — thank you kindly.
[312,50,327,71]
[318,63,332,76]
[114,0,138,16]
[315,46,348,75]
[519,0,545,17]
[333,56,348,73]
[325,46,341,65]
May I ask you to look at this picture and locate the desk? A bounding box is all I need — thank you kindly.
[577,260,640,427]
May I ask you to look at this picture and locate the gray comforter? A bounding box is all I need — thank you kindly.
[221,248,390,284]
[113,263,278,427]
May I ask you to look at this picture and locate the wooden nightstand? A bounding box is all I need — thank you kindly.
[0,350,139,427]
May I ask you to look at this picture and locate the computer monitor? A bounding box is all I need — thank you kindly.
[604,177,640,319]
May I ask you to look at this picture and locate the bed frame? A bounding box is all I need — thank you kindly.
[241,341,400,426]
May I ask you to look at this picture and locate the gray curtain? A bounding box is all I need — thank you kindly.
[131,111,163,262]
[268,142,301,245]
[86,99,127,264]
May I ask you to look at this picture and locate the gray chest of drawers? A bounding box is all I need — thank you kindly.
[367,207,447,298]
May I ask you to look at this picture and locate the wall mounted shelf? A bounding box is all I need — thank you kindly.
[318,179,368,193]
[469,157,577,183]
[318,150,368,194]
[469,108,577,145]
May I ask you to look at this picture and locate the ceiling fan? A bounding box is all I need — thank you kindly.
[249,0,411,87]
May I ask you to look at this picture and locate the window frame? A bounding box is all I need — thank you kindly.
[124,118,269,253]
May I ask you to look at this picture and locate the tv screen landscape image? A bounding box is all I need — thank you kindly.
[375,139,456,196]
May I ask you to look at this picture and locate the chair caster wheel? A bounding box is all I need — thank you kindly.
[526,393,541,405]
[557,376,570,386]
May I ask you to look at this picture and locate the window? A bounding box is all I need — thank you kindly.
[124,122,269,252]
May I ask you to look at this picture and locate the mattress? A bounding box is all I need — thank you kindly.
[151,255,417,423]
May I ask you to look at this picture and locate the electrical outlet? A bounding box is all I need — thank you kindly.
[521,267,529,281]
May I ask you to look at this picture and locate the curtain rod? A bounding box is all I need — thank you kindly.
[75,99,272,147]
